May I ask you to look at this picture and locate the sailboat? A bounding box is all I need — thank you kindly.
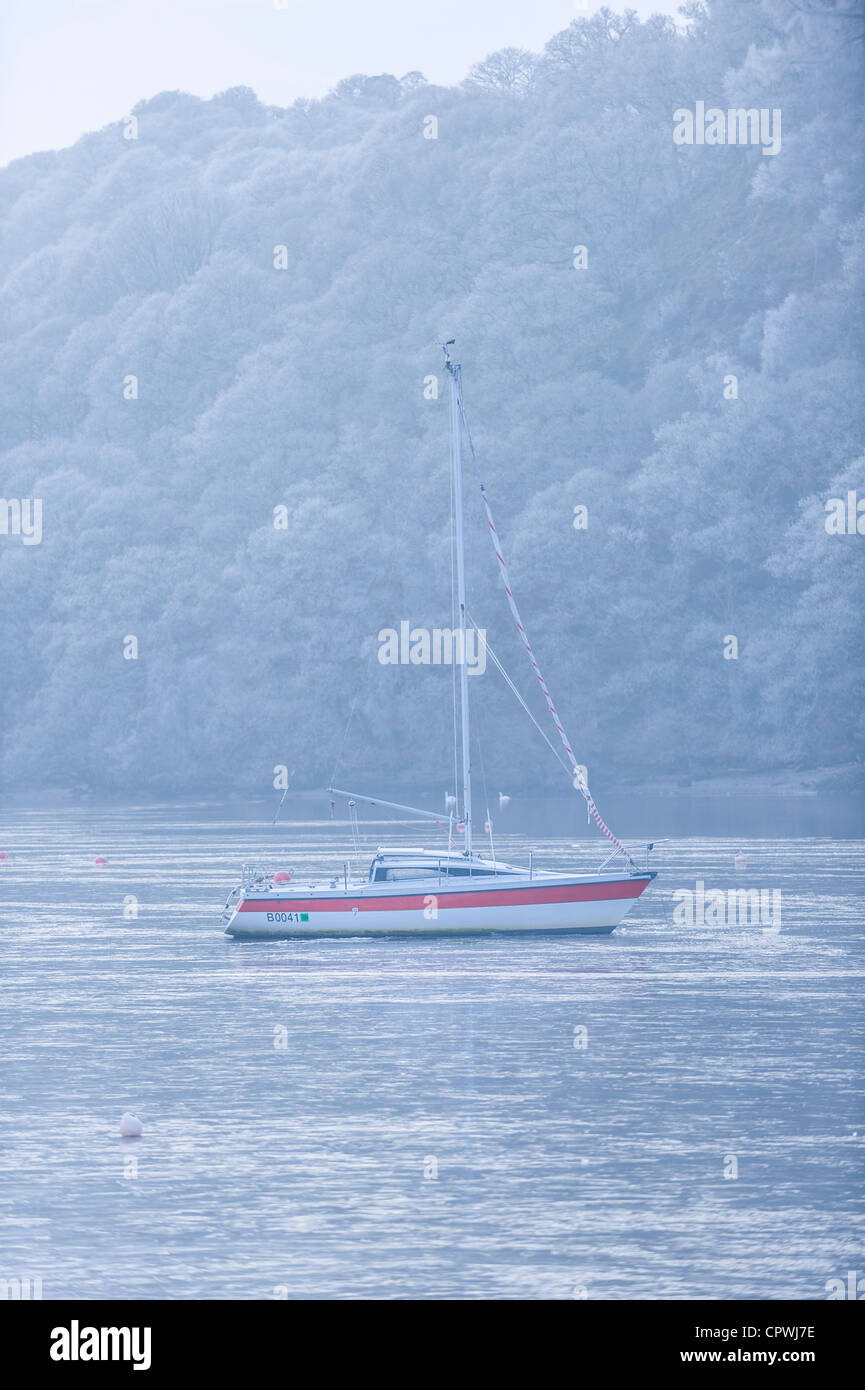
[223,345,656,938]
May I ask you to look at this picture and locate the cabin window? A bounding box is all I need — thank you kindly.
[372,864,503,882]
[378,867,439,882]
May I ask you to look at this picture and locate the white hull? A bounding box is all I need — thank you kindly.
[225,871,655,938]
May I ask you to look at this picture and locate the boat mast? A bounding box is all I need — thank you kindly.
[444,342,472,858]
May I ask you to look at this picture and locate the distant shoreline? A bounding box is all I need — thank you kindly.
[612,764,865,798]
[1,765,862,809]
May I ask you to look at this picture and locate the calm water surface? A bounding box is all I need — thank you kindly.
[0,801,862,1300]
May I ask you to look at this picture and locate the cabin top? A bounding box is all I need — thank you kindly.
[368,848,522,882]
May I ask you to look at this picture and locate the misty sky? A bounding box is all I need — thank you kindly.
[0,0,683,165]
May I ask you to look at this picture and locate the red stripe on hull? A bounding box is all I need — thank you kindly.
[237,878,652,914]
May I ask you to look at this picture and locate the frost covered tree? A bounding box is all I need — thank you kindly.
[0,2,861,796]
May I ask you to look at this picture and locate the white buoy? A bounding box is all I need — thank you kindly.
[119,1112,143,1137]
[444,792,457,810]
[734,852,747,871]
[498,792,510,809]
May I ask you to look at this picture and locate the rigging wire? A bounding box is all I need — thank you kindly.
[467,612,573,780]
[448,423,461,818]
[456,376,637,870]
[471,705,497,865]
[348,799,361,863]
[327,458,415,851]
[329,695,359,789]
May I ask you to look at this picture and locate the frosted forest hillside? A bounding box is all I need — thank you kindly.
[0,1,862,798]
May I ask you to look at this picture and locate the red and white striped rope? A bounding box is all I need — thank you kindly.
[477,487,637,870]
